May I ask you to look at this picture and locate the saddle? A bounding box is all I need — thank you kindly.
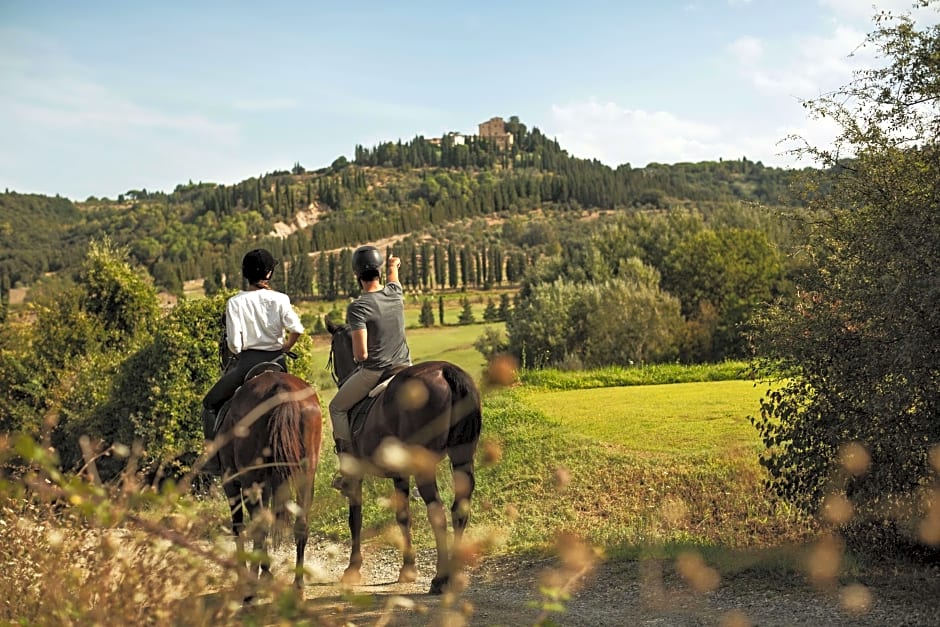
[213,360,286,434]
[348,364,408,439]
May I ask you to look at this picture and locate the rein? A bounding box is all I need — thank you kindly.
[327,345,338,385]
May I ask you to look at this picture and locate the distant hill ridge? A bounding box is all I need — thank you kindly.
[0,116,808,294]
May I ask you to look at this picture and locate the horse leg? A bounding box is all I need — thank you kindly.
[244,502,272,580]
[256,483,275,580]
[292,473,314,591]
[226,484,259,603]
[392,476,417,583]
[451,460,476,546]
[225,484,248,572]
[416,479,449,595]
[341,479,364,585]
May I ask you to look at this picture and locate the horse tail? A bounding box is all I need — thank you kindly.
[264,380,311,528]
[442,364,482,448]
[268,396,305,482]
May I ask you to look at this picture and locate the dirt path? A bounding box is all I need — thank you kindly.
[235,539,939,626]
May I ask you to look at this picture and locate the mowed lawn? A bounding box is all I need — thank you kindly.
[405,323,502,376]
[516,380,769,458]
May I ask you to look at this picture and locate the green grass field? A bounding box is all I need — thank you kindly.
[516,380,768,458]
[291,312,811,555]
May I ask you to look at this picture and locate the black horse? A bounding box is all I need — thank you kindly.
[212,369,323,592]
[326,320,482,594]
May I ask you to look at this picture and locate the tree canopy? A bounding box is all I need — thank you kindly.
[752,1,940,546]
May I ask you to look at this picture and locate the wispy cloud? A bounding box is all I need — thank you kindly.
[232,97,299,113]
[547,98,843,168]
[550,100,748,166]
[727,23,870,99]
[0,31,238,143]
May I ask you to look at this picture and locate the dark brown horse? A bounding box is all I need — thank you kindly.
[213,369,322,591]
[326,320,482,595]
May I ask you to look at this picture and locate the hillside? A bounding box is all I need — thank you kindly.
[0,117,809,296]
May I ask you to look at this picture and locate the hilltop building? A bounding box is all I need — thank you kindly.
[429,117,513,150]
[478,116,514,150]
[429,131,467,147]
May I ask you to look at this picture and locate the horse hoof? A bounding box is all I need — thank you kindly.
[398,565,418,583]
[429,575,449,595]
[341,568,362,585]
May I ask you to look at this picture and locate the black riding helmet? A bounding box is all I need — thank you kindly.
[352,245,383,280]
[242,248,277,283]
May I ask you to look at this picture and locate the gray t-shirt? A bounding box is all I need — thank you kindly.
[346,281,412,370]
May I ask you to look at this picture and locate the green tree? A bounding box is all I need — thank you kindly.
[473,326,508,361]
[498,293,511,321]
[506,278,582,368]
[0,240,159,449]
[438,295,445,325]
[0,272,8,323]
[58,295,226,477]
[663,227,782,360]
[752,3,940,544]
[482,298,499,322]
[419,298,435,327]
[580,272,684,366]
[458,297,475,325]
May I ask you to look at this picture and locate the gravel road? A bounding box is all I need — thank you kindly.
[249,538,940,626]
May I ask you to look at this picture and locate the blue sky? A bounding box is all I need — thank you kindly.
[0,0,930,200]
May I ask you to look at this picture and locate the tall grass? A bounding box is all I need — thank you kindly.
[467,391,813,554]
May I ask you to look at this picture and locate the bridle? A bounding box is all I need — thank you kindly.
[327,343,338,385]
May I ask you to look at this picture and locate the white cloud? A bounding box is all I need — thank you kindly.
[728,24,871,100]
[550,100,758,166]
[547,98,845,169]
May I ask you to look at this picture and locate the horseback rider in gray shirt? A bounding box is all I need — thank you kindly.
[330,245,412,494]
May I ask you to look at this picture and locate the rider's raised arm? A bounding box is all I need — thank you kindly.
[387,255,401,285]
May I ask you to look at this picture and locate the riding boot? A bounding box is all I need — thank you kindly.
[201,408,222,476]
[331,439,356,497]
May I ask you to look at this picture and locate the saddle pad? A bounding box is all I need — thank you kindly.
[368,376,394,398]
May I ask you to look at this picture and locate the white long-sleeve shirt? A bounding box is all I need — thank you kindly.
[225,289,304,355]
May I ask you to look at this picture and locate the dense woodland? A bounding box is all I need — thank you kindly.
[0,119,811,365]
[0,118,804,294]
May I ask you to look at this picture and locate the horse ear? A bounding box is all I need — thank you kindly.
[325,318,338,334]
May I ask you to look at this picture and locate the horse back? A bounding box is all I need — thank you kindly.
[359,361,481,456]
[220,371,323,479]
